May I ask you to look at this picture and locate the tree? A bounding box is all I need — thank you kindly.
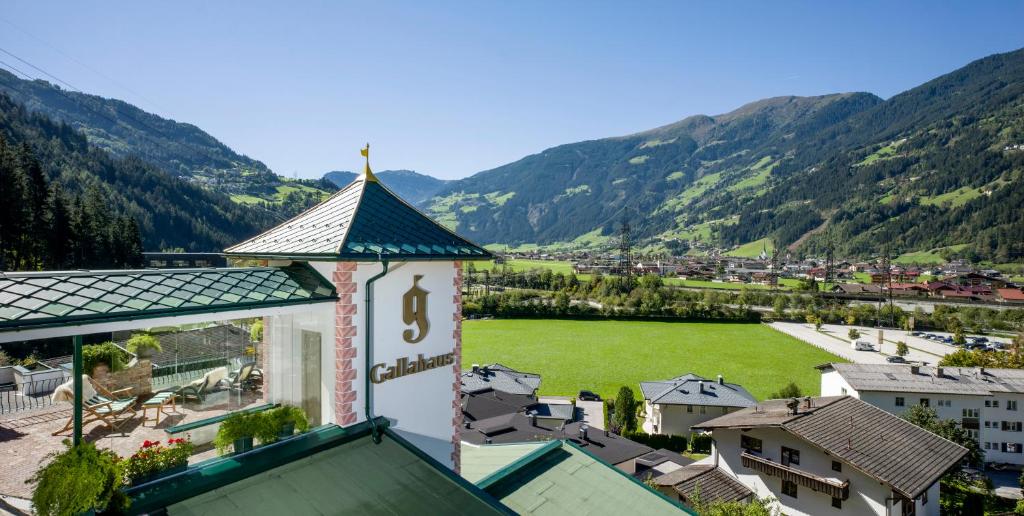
[772,296,788,319]
[896,341,909,357]
[901,405,983,467]
[768,381,802,400]
[848,328,861,340]
[953,327,967,346]
[614,386,638,433]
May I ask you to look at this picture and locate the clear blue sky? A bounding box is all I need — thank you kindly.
[2,1,1023,180]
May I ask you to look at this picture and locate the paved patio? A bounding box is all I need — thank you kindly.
[0,388,263,500]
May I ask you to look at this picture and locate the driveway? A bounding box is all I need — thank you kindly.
[576,399,605,430]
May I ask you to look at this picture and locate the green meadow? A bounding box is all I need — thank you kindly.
[462,319,842,400]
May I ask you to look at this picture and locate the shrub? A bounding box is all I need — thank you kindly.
[214,412,262,454]
[126,333,162,356]
[896,341,909,357]
[622,430,687,453]
[27,441,129,516]
[767,381,802,400]
[614,386,638,433]
[0,349,10,367]
[250,319,264,343]
[82,342,129,375]
[848,328,861,340]
[690,432,713,454]
[269,405,310,437]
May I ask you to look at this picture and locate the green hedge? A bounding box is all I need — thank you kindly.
[622,430,687,453]
[689,432,712,454]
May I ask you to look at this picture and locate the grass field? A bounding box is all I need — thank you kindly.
[462,319,843,400]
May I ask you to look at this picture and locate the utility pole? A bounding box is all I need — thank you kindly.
[770,239,780,291]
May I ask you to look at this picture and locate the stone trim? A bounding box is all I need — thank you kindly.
[334,261,359,426]
[451,260,463,473]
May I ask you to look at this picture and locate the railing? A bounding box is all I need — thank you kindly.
[741,451,850,500]
[0,377,68,414]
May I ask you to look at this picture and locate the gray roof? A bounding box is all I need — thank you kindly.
[656,465,753,504]
[640,373,756,408]
[462,391,538,422]
[462,364,542,395]
[527,403,575,421]
[695,396,968,499]
[819,362,1024,396]
[224,175,490,260]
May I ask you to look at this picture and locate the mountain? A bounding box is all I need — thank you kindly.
[323,169,450,205]
[0,69,335,213]
[0,92,275,252]
[426,48,1024,262]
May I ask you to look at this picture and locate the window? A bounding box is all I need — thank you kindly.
[920,398,930,407]
[1009,400,1019,411]
[782,479,798,498]
[782,446,800,466]
[687,405,693,413]
[699,406,707,415]
[985,421,991,428]
[921,489,928,505]
[895,397,905,407]
[995,401,1001,408]
[986,400,992,407]
[840,387,847,395]
[741,435,762,454]
[832,460,842,472]
[832,497,842,509]
[985,442,992,450]
[963,408,979,418]
[1001,443,1023,453]
[1002,421,1023,432]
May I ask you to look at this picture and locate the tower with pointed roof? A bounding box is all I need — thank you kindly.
[226,146,490,472]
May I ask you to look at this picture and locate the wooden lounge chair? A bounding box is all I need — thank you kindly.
[142,390,178,426]
[178,374,213,403]
[53,379,138,435]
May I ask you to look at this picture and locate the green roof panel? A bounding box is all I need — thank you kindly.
[224,176,491,261]
[0,264,336,333]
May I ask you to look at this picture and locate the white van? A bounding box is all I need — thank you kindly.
[851,340,875,351]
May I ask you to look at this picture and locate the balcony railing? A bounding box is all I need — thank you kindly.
[741,451,850,500]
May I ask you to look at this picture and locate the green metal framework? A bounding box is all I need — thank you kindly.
[225,178,492,261]
[0,264,336,332]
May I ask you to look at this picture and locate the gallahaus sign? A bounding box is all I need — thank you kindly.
[370,352,455,384]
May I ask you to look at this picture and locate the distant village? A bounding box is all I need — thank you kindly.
[500,250,1024,305]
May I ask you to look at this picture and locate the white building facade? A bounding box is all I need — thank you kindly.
[820,363,1024,465]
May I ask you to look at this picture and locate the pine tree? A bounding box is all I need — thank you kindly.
[46,184,74,269]
[20,144,50,269]
[0,136,30,271]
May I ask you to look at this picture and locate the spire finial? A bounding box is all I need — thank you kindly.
[360,143,378,182]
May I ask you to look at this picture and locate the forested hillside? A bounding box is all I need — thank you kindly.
[0,69,335,214]
[427,47,1024,262]
[0,93,276,260]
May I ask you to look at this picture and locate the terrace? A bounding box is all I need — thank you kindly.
[0,264,339,504]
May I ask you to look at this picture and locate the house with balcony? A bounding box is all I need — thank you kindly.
[640,373,756,436]
[819,362,1024,466]
[692,396,967,516]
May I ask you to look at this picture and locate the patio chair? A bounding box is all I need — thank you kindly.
[178,366,228,403]
[223,362,261,392]
[52,378,139,435]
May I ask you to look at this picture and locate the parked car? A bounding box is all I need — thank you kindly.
[910,331,923,337]
[975,337,989,343]
[886,356,908,363]
[578,390,601,401]
[852,340,875,351]
[967,343,987,351]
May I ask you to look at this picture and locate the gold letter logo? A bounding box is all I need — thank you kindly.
[403,275,430,343]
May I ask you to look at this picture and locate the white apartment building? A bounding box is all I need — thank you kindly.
[639,373,756,436]
[819,363,1024,465]
[692,396,967,516]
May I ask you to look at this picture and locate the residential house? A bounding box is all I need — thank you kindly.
[653,464,754,506]
[819,362,1024,466]
[692,396,967,516]
[640,373,756,436]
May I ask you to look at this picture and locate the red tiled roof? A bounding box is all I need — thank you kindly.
[998,288,1024,302]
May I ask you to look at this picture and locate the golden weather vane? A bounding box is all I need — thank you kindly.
[360,143,378,182]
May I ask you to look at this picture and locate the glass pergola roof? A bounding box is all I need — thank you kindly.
[0,264,336,332]
[224,176,492,261]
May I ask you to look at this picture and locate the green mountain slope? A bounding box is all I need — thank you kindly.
[323,169,450,205]
[427,48,1024,262]
[0,69,335,211]
[0,92,276,252]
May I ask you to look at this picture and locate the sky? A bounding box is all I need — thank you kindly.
[2,1,1023,180]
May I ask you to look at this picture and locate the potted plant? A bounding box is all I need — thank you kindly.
[126,333,162,360]
[27,440,129,516]
[270,405,310,440]
[122,438,194,486]
[215,412,261,455]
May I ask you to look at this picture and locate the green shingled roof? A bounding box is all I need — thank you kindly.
[153,424,509,516]
[0,264,335,332]
[472,441,691,515]
[224,176,491,261]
